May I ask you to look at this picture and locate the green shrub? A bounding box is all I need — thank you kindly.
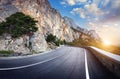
[45,34,57,43]
[45,33,66,46]
[0,12,38,38]
[0,50,14,55]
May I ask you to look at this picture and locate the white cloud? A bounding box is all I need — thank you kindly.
[103,0,110,7]
[71,8,86,18]
[78,0,87,3]
[71,3,103,18]
[98,25,120,46]
[88,22,95,27]
[61,0,87,6]
[96,0,110,7]
[61,1,66,5]
[94,18,99,21]
[98,0,120,9]
[111,0,120,8]
[92,0,110,7]
[84,3,104,16]
[115,23,118,26]
[87,22,120,46]
[67,0,75,6]
[101,0,120,22]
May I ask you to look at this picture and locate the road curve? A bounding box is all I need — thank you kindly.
[0,46,119,79]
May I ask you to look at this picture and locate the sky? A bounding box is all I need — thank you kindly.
[48,0,120,46]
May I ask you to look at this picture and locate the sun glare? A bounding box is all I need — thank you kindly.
[103,40,111,46]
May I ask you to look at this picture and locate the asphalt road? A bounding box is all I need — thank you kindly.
[0,46,119,79]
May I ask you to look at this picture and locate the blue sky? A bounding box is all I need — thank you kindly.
[48,0,120,45]
[48,0,88,28]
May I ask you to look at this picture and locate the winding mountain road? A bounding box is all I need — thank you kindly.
[0,46,119,79]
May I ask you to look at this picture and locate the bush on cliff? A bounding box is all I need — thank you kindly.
[0,50,14,56]
[0,12,38,38]
[45,33,66,46]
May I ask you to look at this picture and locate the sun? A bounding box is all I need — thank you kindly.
[103,40,111,46]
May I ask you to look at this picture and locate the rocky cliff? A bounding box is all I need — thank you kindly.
[0,0,79,54]
[0,0,100,55]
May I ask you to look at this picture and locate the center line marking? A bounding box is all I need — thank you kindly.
[85,49,90,79]
[0,55,61,71]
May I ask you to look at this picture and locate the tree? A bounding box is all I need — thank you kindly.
[45,33,66,46]
[0,12,38,38]
[45,34,57,43]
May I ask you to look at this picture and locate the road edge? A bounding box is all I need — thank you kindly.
[85,47,120,78]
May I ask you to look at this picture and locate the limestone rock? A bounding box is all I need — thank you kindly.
[0,0,100,55]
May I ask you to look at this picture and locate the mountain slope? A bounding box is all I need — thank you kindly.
[0,0,100,55]
[0,0,78,54]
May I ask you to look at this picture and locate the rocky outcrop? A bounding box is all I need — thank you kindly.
[0,0,77,54]
[0,0,100,55]
[0,34,30,54]
[0,0,75,41]
[63,16,79,28]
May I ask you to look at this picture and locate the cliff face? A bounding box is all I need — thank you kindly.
[0,0,79,54]
[0,0,100,55]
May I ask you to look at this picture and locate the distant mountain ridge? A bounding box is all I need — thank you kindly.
[63,17,100,40]
[0,0,100,55]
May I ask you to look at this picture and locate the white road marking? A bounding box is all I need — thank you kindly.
[0,55,61,71]
[0,49,54,60]
[85,50,90,79]
[0,46,64,60]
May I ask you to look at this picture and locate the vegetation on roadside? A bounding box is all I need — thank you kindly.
[0,50,14,56]
[68,38,120,55]
[0,12,38,38]
[45,33,66,46]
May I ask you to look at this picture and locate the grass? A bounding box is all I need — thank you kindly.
[0,50,14,56]
[96,45,120,55]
